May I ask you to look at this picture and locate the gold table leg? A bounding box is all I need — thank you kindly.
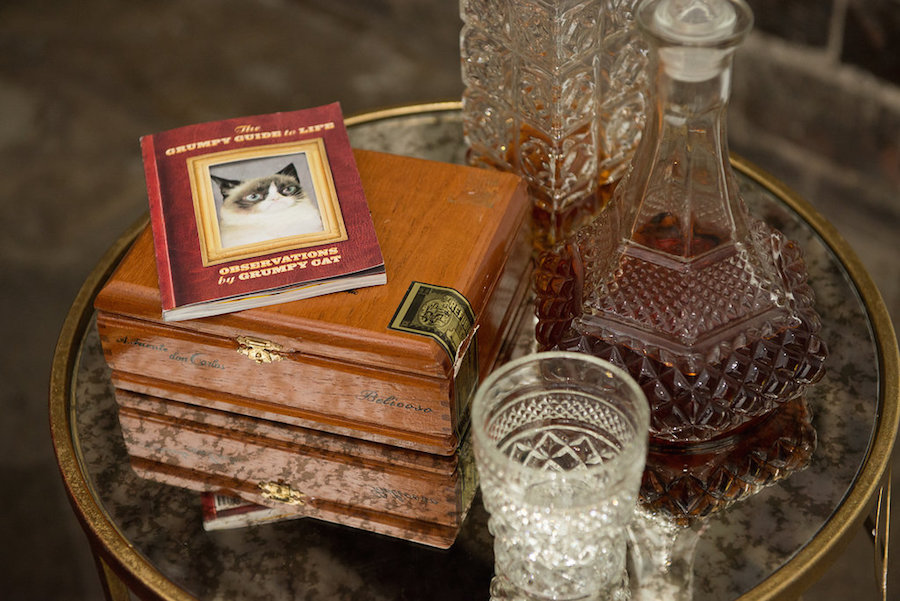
[865,467,892,601]
[96,552,132,601]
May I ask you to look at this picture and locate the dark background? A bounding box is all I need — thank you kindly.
[2,0,897,598]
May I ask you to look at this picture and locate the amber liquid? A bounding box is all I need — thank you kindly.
[567,315,826,442]
[631,211,727,256]
[467,123,618,254]
[535,213,828,442]
[529,184,612,254]
[521,119,619,253]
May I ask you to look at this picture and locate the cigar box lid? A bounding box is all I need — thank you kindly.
[95,149,529,381]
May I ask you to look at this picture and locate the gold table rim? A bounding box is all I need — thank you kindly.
[48,101,899,601]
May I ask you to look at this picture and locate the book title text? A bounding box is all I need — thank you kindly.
[164,121,336,156]
[216,246,342,285]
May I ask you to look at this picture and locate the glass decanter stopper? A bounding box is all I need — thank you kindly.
[534,0,827,443]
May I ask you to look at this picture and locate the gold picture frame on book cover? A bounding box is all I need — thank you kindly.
[188,138,348,266]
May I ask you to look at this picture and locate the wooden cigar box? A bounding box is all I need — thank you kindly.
[95,149,531,455]
[114,388,477,548]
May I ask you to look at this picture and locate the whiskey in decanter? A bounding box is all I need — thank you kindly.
[534,0,827,443]
[460,0,649,252]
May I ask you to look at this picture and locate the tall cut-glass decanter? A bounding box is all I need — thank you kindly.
[534,0,827,443]
[460,0,649,252]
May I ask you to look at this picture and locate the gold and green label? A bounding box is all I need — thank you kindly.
[389,282,479,437]
[389,282,476,361]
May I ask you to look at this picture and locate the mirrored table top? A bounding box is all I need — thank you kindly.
[51,103,899,601]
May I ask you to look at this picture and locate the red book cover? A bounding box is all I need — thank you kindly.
[200,492,305,531]
[140,102,385,321]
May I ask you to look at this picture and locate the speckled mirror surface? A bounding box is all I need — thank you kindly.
[70,107,881,601]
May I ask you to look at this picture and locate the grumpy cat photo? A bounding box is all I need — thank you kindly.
[211,162,324,248]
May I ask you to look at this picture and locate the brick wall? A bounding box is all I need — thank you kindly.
[729,0,900,325]
[730,0,900,227]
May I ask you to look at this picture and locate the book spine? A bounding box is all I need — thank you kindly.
[140,135,176,311]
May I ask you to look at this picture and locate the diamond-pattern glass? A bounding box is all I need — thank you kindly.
[460,0,648,251]
[534,0,826,443]
[473,353,648,601]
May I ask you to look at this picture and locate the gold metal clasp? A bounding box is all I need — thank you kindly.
[236,336,284,364]
[258,481,306,505]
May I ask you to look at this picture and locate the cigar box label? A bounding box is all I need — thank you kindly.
[458,434,478,510]
[370,486,441,506]
[389,282,475,361]
[453,340,478,430]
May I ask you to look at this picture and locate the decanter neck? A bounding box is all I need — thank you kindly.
[618,0,753,261]
[655,64,732,123]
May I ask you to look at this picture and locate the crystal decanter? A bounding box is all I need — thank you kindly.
[534,0,827,443]
[460,0,649,252]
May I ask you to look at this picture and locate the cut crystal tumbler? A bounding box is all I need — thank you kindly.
[472,352,649,600]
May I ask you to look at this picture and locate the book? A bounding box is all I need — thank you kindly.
[140,102,386,321]
[200,492,305,531]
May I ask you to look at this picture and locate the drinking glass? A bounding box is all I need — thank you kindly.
[472,352,649,601]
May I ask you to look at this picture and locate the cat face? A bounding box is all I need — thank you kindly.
[212,163,307,215]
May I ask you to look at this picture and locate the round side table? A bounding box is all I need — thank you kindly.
[50,102,899,601]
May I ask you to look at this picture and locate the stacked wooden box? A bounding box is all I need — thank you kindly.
[94,150,532,548]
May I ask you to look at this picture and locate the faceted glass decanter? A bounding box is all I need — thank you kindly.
[460,0,649,252]
[534,0,827,443]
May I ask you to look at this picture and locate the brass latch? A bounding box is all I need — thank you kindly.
[236,336,285,364]
[258,481,306,505]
